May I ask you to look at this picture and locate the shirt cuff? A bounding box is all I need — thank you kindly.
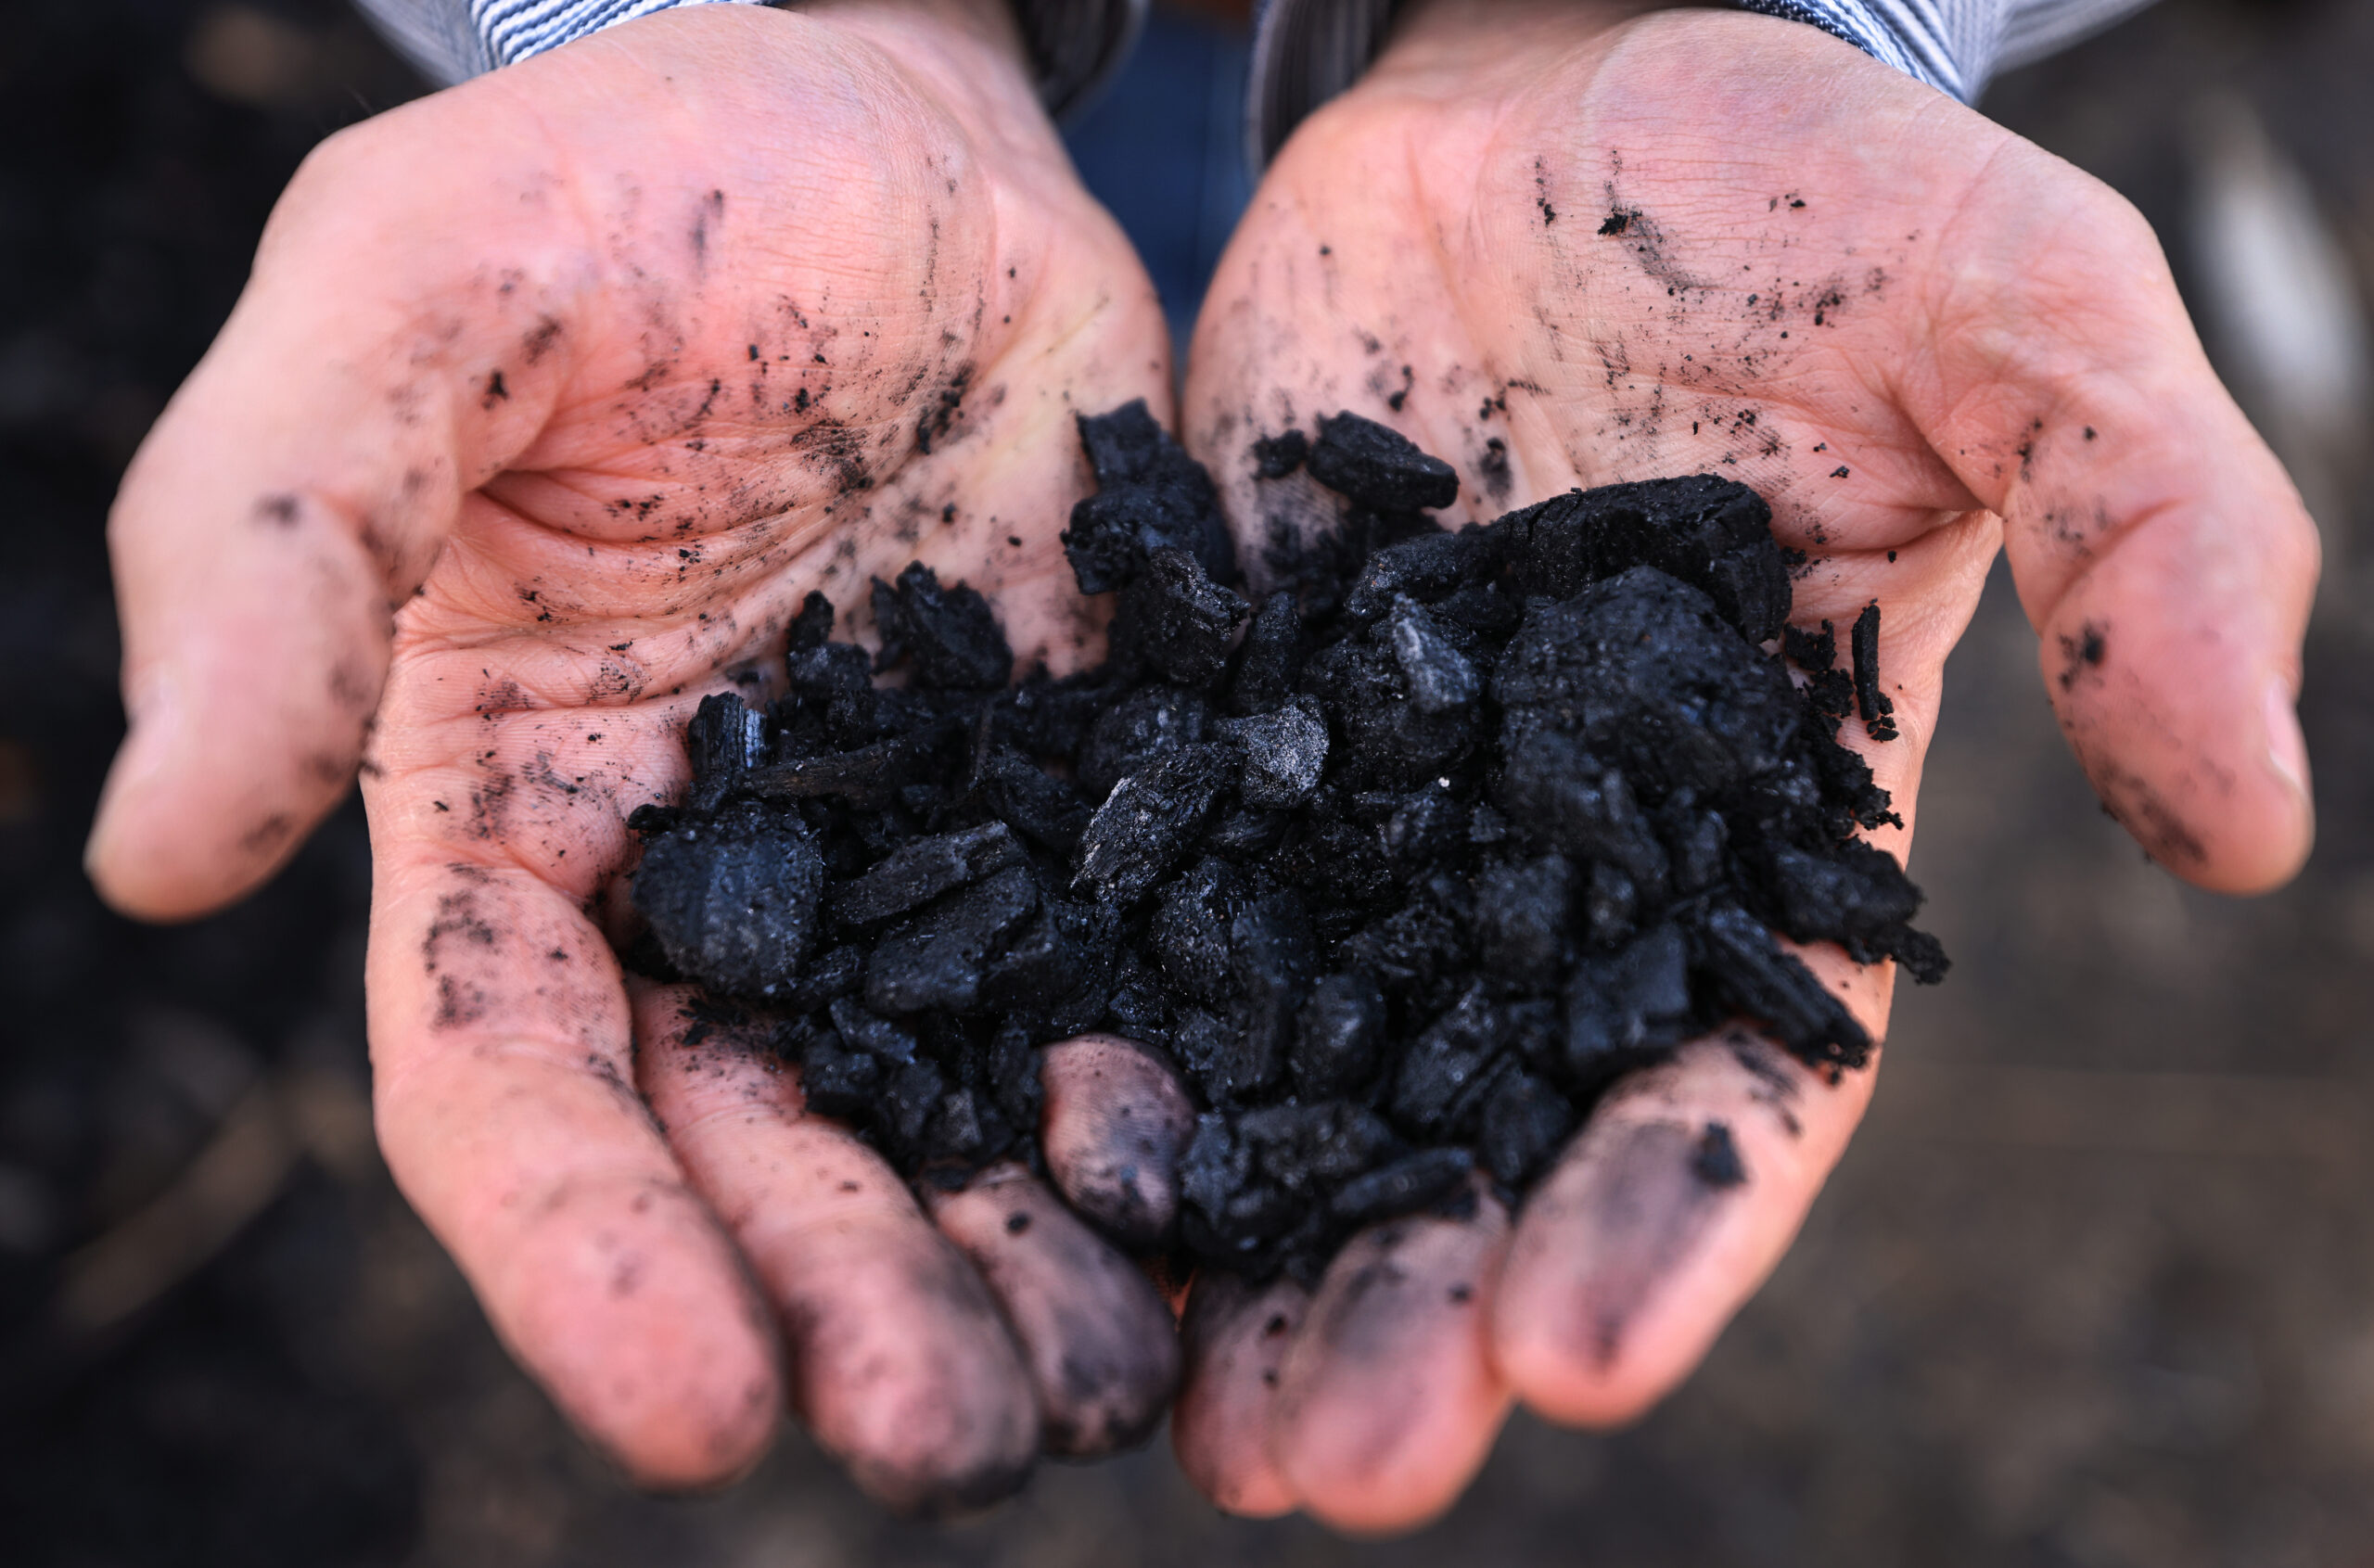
[353,0,1146,118]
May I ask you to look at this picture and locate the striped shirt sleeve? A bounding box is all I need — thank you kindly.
[1245,0,2161,165]
[350,0,1146,114]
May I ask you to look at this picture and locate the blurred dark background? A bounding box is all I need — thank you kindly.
[4,0,2372,1562]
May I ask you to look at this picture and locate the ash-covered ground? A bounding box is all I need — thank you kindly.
[5,2,2374,1564]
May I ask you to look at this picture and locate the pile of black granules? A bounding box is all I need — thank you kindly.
[622,402,1946,1283]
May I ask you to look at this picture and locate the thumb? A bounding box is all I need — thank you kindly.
[88,103,575,919]
[1911,142,2319,894]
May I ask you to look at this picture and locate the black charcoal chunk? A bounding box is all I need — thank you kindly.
[1078,684,1212,802]
[1116,546,1250,689]
[834,822,1025,928]
[788,590,836,651]
[827,996,919,1064]
[870,562,1011,690]
[1201,807,1290,858]
[1783,620,1835,671]
[863,864,1040,1014]
[1383,595,1480,713]
[1220,699,1331,809]
[1564,924,1696,1082]
[747,722,955,807]
[1307,411,1460,512]
[1379,783,1465,875]
[1294,973,1387,1099]
[1147,858,1243,1011]
[1765,841,1918,953]
[782,942,865,1013]
[1275,815,1397,912]
[1692,902,1871,1068]
[1487,475,1791,644]
[798,1032,885,1123]
[1251,428,1309,478]
[881,1057,947,1154]
[972,746,1091,853]
[1479,1072,1575,1186]
[1583,860,1640,950]
[1181,1102,1404,1262]
[633,800,825,1001]
[1072,745,1232,906]
[1851,600,1898,739]
[1064,400,1236,592]
[685,693,768,809]
[1496,568,1803,796]
[1224,882,1317,1099]
[980,898,1114,1018]
[1342,876,1473,1000]
[1330,1147,1474,1227]
[1229,591,1303,715]
[1390,986,1511,1138]
[1494,728,1667,890]
[1341,529,1492,621]
[996,667,1108,759]
[1668,809,1729,893]
[1306,640,1479,790]
[1475,854,1573,986]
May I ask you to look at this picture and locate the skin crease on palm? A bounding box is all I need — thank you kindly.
[1157,0,2319,1535]
[84,0,2318,1536]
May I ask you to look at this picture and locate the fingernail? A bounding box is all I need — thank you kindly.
[2264,674,2311,804]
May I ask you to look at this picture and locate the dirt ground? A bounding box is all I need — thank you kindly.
[4,2,2372,1563]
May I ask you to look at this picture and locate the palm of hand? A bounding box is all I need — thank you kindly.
[90,0,2320,1533]
[94,3,1182,1506]
[1169,6,2316,1529]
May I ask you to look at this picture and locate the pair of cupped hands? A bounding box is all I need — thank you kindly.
[87,0,2316,1530]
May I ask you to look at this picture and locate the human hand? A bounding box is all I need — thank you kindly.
[1168,0,2318,1529]
[87,0,1183,1507]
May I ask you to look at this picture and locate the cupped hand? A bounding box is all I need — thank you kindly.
[1165,0,2318,1529]
[88,0,1182,1507]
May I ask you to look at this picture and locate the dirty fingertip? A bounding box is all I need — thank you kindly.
[1494,1116,1754,1425]
[929,1163,1180,1459]
[1174,1273,1307,1517]
[1271,1193,1512,1534]
[1040,1034,1197,1249]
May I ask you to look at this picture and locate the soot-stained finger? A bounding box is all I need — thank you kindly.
[926,1163,1181,1459]
[630,984,1040,1514]
[1173,1273,1308,1518]
[367,861,780,1491]
[1494,1030,1875,1427]
[1039,1035,1198,1249]
[1270,1188,1512,1534]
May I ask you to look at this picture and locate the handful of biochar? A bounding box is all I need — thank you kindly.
[623,403,1946,1283]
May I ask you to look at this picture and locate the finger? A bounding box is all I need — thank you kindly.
[88,96,577,920]
[367,861,780,1491]
[1038,1035,1198,1249]
[925,1163,1181,1458]
[1172,1273,1308,1518]
[1493,1006,1885,1426]
[1912,140,2319,893]
[1270,1189,1513,1534]
[631,985,1040,1513]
